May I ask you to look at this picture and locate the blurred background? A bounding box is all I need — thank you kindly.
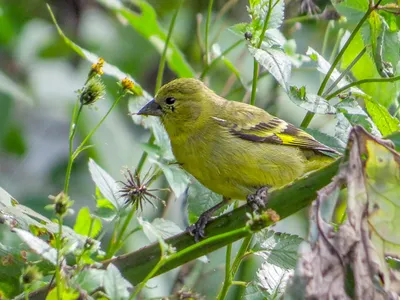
[0,0,339,297]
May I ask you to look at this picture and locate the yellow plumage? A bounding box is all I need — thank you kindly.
[138,78,336,200]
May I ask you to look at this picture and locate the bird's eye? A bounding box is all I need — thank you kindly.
[165,97,176,105]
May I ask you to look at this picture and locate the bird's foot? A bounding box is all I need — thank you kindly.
[187,212,212,243]
[187,199,227,242]
[247,187,269,211]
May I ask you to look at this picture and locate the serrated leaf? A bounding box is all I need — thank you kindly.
[103,264,132,300]
[249,0,285,31]
[229,23,251,38]
[289,86,336,114]
[253,230,303,269]
[248,46,291,91]
[243,282,270,300]
[334,113,352,145]
[336,98,381,137]
[74,207,102,238]
[97,0,194,78]
[88,159,123,211]
[13,229,57,265]
[364,98,400,136]
[256,262,293,298]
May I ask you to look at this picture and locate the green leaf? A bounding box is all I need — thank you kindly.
[255,263,293,299]
[103,264,132,300]
[0,187,91,249]
[141,218,182,243]
[334,113,352,145]
[243,282,270,300]
[74,269,106,294]
[137,217,169,252]
[74,207,102,238]
[88,158,123,211]
[187,180,223,222]
[341,31,398,107]
[249,0,285,31]
[248,45,291,91]
[364,11,394,77]
[97,0,194,78]
[336,97,381,137]
[152,159,190,199]
[95,196,117,221]
[304,128,346,153]
[289,86,336,114]
[13,229,57,265]
[364,98,400,136]
[365,139,400,255]
[2,124,26,156]
[229,23,252,38]
[253,230,303,269]
[249,231,302,299]
[332,0,369,23]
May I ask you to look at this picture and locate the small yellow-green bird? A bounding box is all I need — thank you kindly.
[137,78,338,240]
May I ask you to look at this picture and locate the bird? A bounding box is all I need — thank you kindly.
[137,78,338,241]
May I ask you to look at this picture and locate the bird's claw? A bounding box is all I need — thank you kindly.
[187,214,210,242]
[247,187,269,211]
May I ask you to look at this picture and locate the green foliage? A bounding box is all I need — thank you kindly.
[1,0,400,298]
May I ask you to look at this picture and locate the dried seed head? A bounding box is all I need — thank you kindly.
[119,168,167,212]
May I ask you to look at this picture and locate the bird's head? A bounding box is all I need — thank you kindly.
[137,78,215,134]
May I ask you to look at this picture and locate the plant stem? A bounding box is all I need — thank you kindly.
[130,256,166,299]
[250,60,260,106]
[231,281,248,287]
[200,39,243,79]
[325,75,400,100]
[55,216,63,300]
[204,0,214,66]
[249,0,274,106]
[284,14,319,24]
[328,28,345,63]
[321,21,333,57]
[300,1,382,128]
[64,101,83,194]
[72,94,124,160]
[323,46,366,97]
[216,235,252,300]
[107,205,137,258]
[155,0,183,91]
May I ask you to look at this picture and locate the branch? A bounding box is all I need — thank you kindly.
[104,159,341,285]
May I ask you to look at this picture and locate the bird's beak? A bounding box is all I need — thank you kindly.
[137,99,163,116]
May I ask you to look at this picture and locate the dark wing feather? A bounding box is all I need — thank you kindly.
[212,116,338,154]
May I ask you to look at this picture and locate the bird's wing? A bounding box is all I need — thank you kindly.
[212,115,338,154]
